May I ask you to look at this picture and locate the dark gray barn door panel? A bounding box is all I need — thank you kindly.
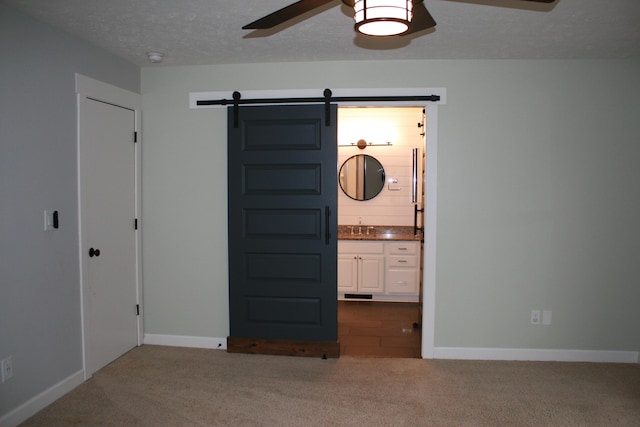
[228,104,338,345]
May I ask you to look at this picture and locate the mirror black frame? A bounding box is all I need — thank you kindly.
[339,154,385,201]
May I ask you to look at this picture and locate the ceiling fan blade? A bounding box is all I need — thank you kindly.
[243,0,336,30]
[405,1,437,35]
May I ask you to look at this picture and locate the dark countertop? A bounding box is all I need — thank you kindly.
[338,225,422,241]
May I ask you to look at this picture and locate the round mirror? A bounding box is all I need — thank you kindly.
[339,154,385,201]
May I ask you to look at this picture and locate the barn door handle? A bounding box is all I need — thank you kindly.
[89,248,101,257]
[325,206,331,245]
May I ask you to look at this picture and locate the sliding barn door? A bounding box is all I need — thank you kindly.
[227,104,338,356]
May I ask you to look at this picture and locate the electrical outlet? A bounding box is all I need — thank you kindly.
[530,310,541,325]
[1,356,13,382]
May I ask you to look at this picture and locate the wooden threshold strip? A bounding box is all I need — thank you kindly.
[227,336,340,359]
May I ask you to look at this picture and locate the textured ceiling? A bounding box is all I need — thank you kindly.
[5,0,640,67]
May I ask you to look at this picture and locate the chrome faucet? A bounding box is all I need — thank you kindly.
[348,225,367,235]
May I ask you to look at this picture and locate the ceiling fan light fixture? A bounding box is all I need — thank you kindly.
[354,0,413,36]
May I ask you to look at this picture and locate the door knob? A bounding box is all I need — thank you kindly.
[89,248,101,257]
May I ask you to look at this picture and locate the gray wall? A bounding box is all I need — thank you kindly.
[0,4,139,417]
[141,60,640,352]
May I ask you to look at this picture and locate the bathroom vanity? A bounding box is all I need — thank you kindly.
[337,145,424,302]
[337,226,422,302]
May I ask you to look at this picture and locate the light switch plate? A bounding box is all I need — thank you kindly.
[44,210,54,231]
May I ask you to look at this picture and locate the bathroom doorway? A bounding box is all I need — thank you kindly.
[193,85,443,359]
[336,106,425,358]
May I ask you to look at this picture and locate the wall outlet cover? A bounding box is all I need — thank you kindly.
[530,310,541,325]
[1,356,13,382]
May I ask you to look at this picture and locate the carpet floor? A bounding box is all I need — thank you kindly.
[21,345,640,426]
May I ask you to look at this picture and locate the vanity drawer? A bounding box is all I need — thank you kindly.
[386,269,419,294]
[387,255,417,267]
[386,242,418,255]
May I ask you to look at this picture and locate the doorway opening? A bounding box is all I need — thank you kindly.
[192,86,443,359]
[337,106,425,358]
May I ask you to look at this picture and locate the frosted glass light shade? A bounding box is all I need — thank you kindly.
[354,0,413,36]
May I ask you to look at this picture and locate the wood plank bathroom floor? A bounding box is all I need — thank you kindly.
[338,301,422,358]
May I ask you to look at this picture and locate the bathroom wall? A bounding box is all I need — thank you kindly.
[338,107,424,226]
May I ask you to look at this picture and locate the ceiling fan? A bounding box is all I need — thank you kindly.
[243,0,555,37]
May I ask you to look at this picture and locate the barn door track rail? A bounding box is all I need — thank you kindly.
[196,89,441,128]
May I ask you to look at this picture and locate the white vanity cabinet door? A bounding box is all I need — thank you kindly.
[385,241,420,296]
[358,255,385,293]
[338,241,385,296]
[337,255,358,293]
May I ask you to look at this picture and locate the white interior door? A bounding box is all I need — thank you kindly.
[79,94,138,377]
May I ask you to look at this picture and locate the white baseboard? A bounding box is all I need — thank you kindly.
[0,370,84,427]
[144,334,227,350]
[433,347,639,364]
